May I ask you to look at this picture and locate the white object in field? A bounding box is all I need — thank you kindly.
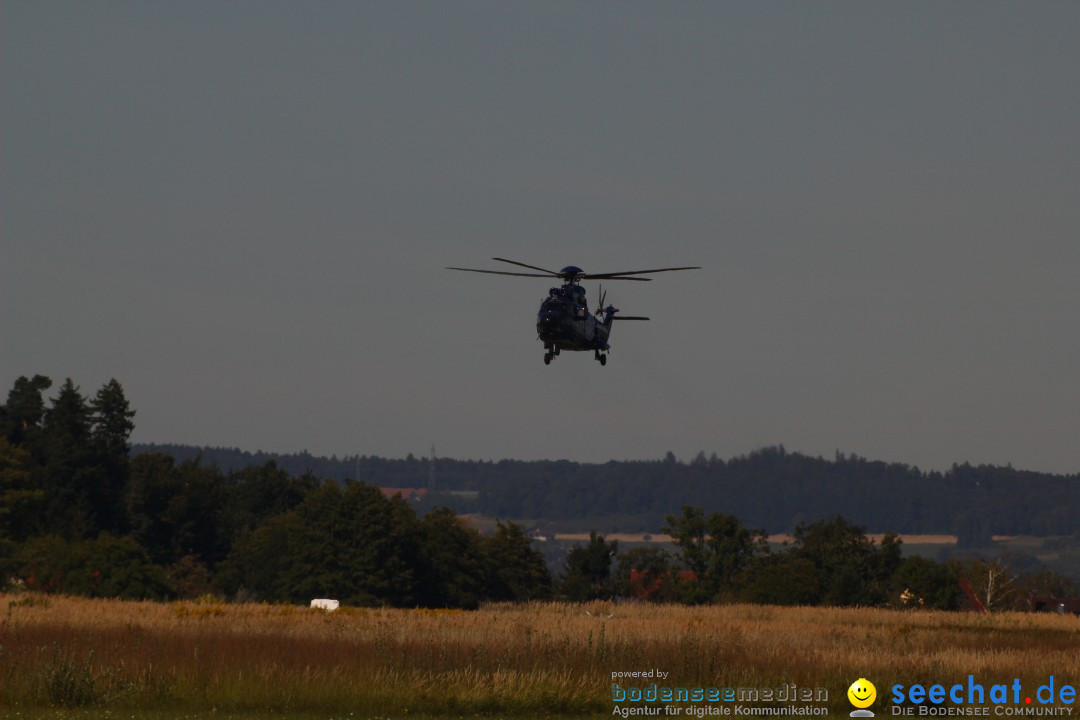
[310,598,340,611]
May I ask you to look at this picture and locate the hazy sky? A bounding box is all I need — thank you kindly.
[3,2,1080,473]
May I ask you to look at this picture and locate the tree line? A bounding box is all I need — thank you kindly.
[2,375,1073,610]
[139,443,1080,542]
[564,509,1074,611]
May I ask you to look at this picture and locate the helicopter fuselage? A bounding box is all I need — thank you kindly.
[535,284,612,353]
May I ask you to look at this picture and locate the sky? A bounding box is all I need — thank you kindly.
[3,1,1080,474]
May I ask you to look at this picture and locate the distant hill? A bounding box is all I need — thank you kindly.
[133,443,1080,540]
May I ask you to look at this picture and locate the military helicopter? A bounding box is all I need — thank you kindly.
[447,258,700,365]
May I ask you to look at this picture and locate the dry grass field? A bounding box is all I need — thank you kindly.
[3,593,1080,719]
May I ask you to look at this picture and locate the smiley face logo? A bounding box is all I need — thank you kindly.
[848,678,876,709]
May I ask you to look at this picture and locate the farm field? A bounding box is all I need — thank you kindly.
[3,594,1080,720]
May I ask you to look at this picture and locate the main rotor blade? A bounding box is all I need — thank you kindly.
[585,275,651,281]
[612,316,650,320]
[491,257,562,276]
[446,267,554,278]
[584,265,701,279]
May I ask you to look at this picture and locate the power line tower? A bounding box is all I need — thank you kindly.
[428,444,436,492]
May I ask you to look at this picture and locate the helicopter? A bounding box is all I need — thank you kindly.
[447,258,700,365]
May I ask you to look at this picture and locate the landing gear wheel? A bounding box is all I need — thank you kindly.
[599,354,607,366]
[544,352,552,365]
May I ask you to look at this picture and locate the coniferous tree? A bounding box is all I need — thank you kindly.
[90,379,135,456]
[3,374,52,452]
[40,379,101,539]
[89,379,135,533]
[0,438,40,543]
[0,438,40,579]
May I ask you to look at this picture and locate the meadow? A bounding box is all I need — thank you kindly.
[3,593,1080,720]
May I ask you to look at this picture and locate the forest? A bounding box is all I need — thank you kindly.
[0,375,549,608]
[141,439,1080,541]
[2,375,1076,610]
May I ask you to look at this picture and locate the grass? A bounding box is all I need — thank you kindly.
[3,593,1080,718]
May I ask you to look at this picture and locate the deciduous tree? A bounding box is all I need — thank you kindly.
[561,531,617,601]
[482,520,552,601]
[418,507,486,609]
[663,506,766,603]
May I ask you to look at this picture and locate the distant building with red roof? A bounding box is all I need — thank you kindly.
[378,487,428,502]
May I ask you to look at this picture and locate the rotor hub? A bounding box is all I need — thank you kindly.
[558,265,586,283]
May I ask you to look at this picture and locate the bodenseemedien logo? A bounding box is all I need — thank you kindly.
[849,678,877,717]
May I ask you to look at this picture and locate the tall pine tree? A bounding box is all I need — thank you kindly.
[90,379,135,533]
